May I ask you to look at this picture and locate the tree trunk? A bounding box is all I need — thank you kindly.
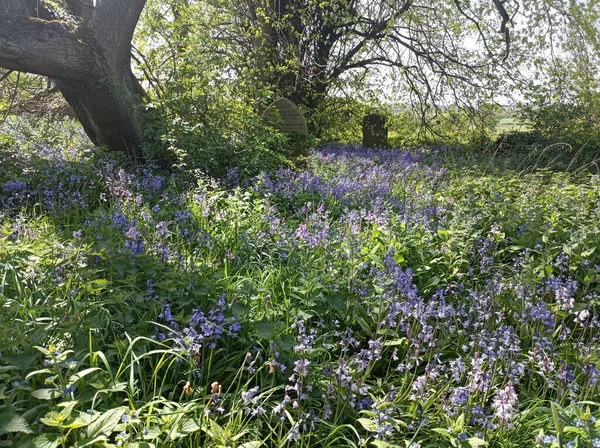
[0,0,148,157]
[55,72,145,157]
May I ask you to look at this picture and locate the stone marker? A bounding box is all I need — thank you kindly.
[264,98,308,162]
[362,113,388,148]
[265,98,308,134]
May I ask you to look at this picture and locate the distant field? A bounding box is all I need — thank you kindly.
[495,114,532,134]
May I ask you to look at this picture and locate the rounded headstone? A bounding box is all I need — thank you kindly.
[265,98,307,135]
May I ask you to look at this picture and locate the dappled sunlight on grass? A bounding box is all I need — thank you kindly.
[1,134,600,447]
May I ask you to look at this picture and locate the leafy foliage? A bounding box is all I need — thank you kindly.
[2,122,600,446]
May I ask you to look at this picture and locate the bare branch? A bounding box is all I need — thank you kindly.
[492,0,512,60]
[0,68,13,82]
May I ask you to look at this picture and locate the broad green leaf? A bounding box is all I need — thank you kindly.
[239,442,263,448]
[357,418,376,432]
[326,293,345,312]
[58,401,77,419]
[62,415,93,429]
[32,434,60,448]
[275,334,296,351]
[31,389,61,400]
[581,247,596,257]
[179,418,201,434]
[0,412,33,435]
[85,407,126,438]
[74,435,108,447]
[432,428,453,439]
[40,411,66,428]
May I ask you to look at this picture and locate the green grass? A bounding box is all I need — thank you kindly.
[1,132,600,447]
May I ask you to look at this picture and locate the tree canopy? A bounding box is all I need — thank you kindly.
[0,0,597,157]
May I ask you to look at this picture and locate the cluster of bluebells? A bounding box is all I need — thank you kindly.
[233,241,600,443]
[156,295,241,376]
[252,144,447,231]
[1,134,174,217]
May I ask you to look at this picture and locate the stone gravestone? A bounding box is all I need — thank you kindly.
[362,113,388,148]
[264,98,308,161]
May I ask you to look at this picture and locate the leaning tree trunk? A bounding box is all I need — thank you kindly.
[0,0,147,157]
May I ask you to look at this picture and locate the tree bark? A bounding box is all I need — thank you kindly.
[0,1,148,157]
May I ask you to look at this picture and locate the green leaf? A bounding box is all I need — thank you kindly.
[33,346,52,357]
[432,428,453,439]
[231,302,250,320]
[62,414,93,429]
[437,228,451,238]
[239,442,264,448]
[31,389,61,400]
[87,279,108,292]
[355,315,372,334]
[371,441,402,448]
[357,418,376,432]
[57,401,77,418]
[85,407,126,438]
[71,434,108,448]
[468,438,488,447]
[179,418,201,434]
[0,412,33,435]
[40,412,66,428]
[254,320,285,339]
[25,369,52,380]
[563,426,587,437]
[32,434,60,448]
[67,367,101,385]
[275,334,296,351]
[581,247,596,257]
[382,338,406,347]
[325,293,345,312]
[143,426,161,440]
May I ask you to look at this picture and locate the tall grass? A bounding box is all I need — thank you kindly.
[1,124,600,447]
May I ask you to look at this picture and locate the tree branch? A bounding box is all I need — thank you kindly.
[492,0,512,60]
[0,14,97,80]
[0,68,13,82]
[0,0,53,19]
[64,0,94,22]
[88,0,147,60]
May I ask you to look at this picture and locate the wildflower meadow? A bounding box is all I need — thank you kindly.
[1,128,600,447]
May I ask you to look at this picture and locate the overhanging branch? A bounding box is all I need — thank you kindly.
[492,0,512,60]
[0,14,97,80]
